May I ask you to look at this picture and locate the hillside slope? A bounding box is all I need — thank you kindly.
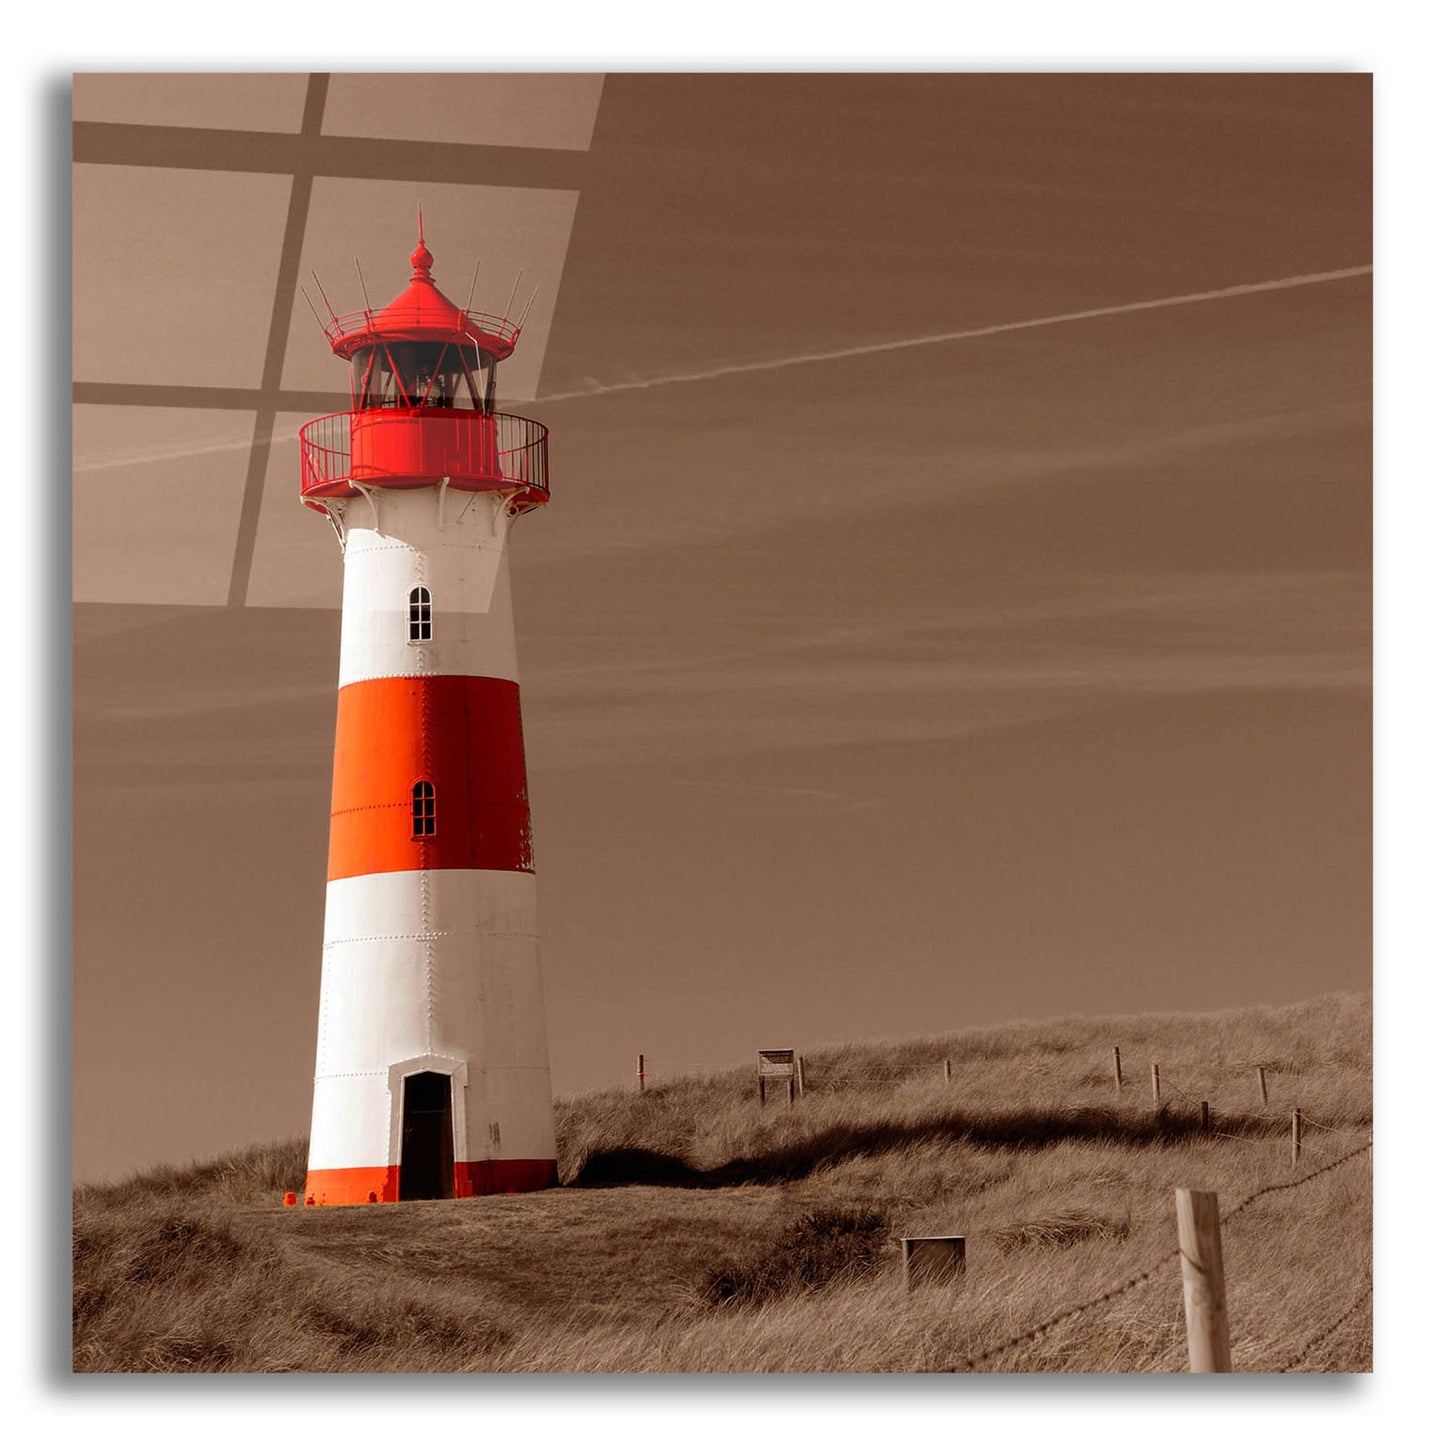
[73,990,1371,1372]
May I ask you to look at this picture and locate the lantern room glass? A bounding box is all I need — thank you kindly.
[350,342,491,412]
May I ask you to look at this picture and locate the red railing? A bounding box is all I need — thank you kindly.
[299,409,549,507]
[323,307,520,352]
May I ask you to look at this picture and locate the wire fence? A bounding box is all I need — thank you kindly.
[1218,1137,1373,1223]
[1297,1112,1373,1138]
[619,1046,1371,1371]
[1276,1282,1373,1373]
[788,1063,1372,1158]
[629,1052,1372,1170]
[629,1047,1367,1107]
[955,1135,1372,1372]
[956,1246,1181,1371]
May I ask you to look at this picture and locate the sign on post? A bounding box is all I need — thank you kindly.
[900,1236,967,1291]
[757,1049,797,1107]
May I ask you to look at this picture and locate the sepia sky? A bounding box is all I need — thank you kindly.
[71,70,1371,1184]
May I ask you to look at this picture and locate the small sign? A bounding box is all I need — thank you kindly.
[757,1049,796,1077]
[900,1236,967,1290]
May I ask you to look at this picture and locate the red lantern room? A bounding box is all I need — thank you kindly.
[299,219,549,519]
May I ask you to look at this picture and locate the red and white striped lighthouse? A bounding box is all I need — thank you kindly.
[297,221,557,1205]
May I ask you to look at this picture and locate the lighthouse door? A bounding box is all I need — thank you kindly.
[399,1071,456,1200]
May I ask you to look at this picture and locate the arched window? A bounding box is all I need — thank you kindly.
[408,585,432,642]
[411,781,436,838]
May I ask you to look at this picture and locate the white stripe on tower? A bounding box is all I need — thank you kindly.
[336,489,520,688]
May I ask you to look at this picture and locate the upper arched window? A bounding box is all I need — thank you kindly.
[408,586,432,643]
[411,780,436,838]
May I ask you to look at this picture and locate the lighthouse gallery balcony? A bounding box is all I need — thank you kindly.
[300,408,549,514]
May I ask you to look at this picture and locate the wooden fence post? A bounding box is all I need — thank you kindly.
[637,1054,646,1093]
[943,1058,952,1084]
[795,1056,806,1098]
[1151,1063,1161,1108]
[1291,1108,1301,1167]
[1175,1188,1232,1372]
[1113,1046,1123,1093]
[1256,1066,1268,1105]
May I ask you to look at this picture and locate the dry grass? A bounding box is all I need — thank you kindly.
[72,990,1371,1373]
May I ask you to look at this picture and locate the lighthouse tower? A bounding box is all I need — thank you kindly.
[298,222,557,1205]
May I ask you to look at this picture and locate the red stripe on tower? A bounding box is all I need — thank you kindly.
[328,675,533,881]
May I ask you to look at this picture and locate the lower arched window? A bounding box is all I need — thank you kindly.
[411,780,436,837]
[408,586,432,642]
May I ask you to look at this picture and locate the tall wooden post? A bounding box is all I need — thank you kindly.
[1113,1046,1123,1093]
[943,1058,952,1084]
[795,1056,806,1098]
[1151,1063,1161,1108]
[1256,1066,1268,1105]
[637,1054,646,1093]
[1175,1188,1231,1372]
[1291,1108,1301,1167]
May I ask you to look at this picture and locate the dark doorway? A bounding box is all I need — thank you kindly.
[399,1071,455,1200]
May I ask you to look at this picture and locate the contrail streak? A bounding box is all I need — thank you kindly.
[538,264,1372,402]
[74,429,297,475]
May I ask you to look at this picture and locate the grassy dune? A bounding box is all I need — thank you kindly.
[72,990,1371,1373]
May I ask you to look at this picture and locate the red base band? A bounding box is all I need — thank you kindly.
[454,1158,558,1197]
[303,1159,558,1207]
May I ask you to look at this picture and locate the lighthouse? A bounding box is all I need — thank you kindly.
[297,221,558,1205]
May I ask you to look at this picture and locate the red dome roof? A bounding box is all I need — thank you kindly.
[322,225,521,364]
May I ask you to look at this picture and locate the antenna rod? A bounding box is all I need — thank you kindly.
[310,269,341,325]
[516,283,541,333]
[465,258,481,314]
[503,269,522,320]
[297,285,331,337]
[354,257,373,314]
[417,200,425,245]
